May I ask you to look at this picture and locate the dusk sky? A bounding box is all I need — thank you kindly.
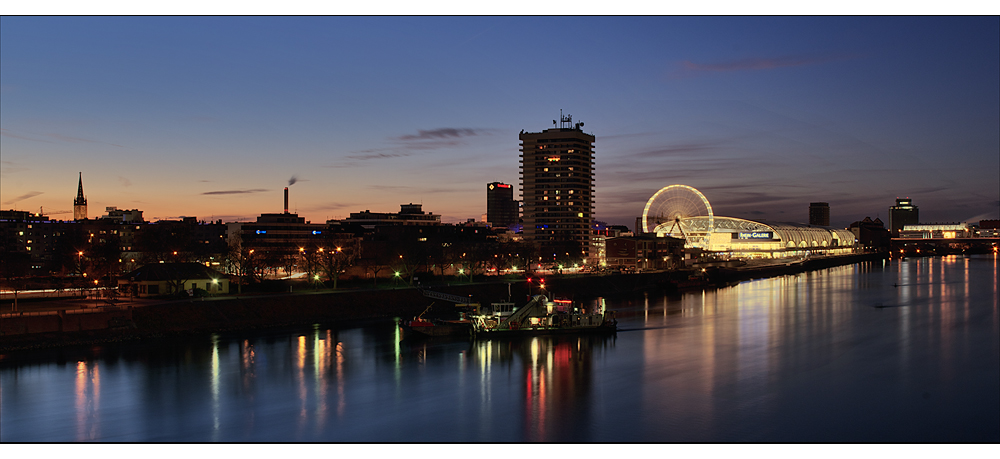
[2,16,998,228]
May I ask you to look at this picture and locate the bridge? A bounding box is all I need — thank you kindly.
[890,237,999,256]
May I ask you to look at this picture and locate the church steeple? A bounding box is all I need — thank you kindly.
[73,172,88,220]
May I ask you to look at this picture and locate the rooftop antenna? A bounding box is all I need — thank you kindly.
[559,109,573,129]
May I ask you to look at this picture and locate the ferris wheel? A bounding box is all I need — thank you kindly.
[641,184,714,248]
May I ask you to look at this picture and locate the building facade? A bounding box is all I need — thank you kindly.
[486,182,518,229]
[343,204,442,228]
[889,198,919,237]
[809,202,830,227]
[519,115,596,263]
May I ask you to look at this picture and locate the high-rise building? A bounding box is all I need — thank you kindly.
[519,113,595,263]
[888,198,919,237]
[809,202,830,226]
[486,182,517,228]
[73,172,88,221]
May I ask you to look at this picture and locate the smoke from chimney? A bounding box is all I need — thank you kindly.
[284,187,289,214]
[288,175,298,186]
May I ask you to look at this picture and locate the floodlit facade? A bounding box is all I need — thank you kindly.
[699,217,857,257]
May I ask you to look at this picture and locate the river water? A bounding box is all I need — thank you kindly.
[1,255,997,442]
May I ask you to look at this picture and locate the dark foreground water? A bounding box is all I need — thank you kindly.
[2,255,998,442]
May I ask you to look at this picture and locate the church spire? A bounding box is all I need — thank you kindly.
[73,172,88,220]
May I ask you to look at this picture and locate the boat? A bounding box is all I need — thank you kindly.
[468,294,617,337]
[402,302,474,338]
[403,317,473,337]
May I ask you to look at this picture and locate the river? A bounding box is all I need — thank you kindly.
[1,255,997,442]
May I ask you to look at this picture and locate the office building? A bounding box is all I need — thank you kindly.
[809,202,830,226]
[486,182,518,229]
[889,198,919,237]
[519,113,595,263]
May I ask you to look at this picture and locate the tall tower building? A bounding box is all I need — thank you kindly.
[73,172,88,221]
[809,202,830,226]
[486,182,518,228]
[519,113,595,263]
[889,197,918,237]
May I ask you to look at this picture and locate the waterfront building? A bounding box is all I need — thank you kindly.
[899,223,970,239]
[849,217,891,251]
[606,234,685,271]
[73,172,88,221]
[809,202,830,227]
[889,198,919,237]
[519,113,596,264]
[486,182,518,229]
[978,220,1000,237]
[640,184,857,260]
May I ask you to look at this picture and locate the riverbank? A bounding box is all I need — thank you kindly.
[0,252,884,354]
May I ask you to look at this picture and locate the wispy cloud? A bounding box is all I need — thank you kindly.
[119,176,132,187]
[625,142,724,159]
[1,160,30,176]
[397,128,481,141]
[0,128,49,142]
[201,189,269,195]
[345,152,410,161]
[2,191,43,205]
[45,133,124,148]
[0,128,124,147]
[392,128,496,151]
[673,53,854,78]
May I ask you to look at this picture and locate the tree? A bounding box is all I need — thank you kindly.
[358,239,391,288]
[319,241,358,289]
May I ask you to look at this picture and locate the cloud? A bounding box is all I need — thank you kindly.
[0,160,30,176]
[119,176,132,187]
[625,142,723,159]
[345,152,410,161]
[673,53,854,78]
[397,128,481,141]
[0,128,49,142]
[2,191,43,205]
[391,128,497,151]
[45,133,124,147]
[201,189,269,195]
[0,128,124,147]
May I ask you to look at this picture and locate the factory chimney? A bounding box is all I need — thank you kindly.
[284,187,289,214]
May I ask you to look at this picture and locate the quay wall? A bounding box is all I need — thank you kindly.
[0,253,883,353]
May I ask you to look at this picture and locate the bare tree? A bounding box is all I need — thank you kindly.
[319,241,358,289]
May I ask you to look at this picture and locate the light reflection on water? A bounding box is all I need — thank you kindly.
[1,255,997,442]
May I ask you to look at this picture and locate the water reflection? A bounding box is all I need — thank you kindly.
[469,335,614,441]
[1,255,997,442]
[75,360,100,441]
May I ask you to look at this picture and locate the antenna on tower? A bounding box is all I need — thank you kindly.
[558,109,573,129]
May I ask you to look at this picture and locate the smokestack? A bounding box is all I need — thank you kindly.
[284,187,289,214]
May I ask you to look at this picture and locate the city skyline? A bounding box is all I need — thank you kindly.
[2,16,998,228]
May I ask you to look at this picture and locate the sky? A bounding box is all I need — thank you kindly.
[2,15,998,228]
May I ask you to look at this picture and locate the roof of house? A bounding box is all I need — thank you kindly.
[124,262,225,282]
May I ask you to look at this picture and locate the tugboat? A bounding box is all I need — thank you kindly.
[469,295,616,337]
